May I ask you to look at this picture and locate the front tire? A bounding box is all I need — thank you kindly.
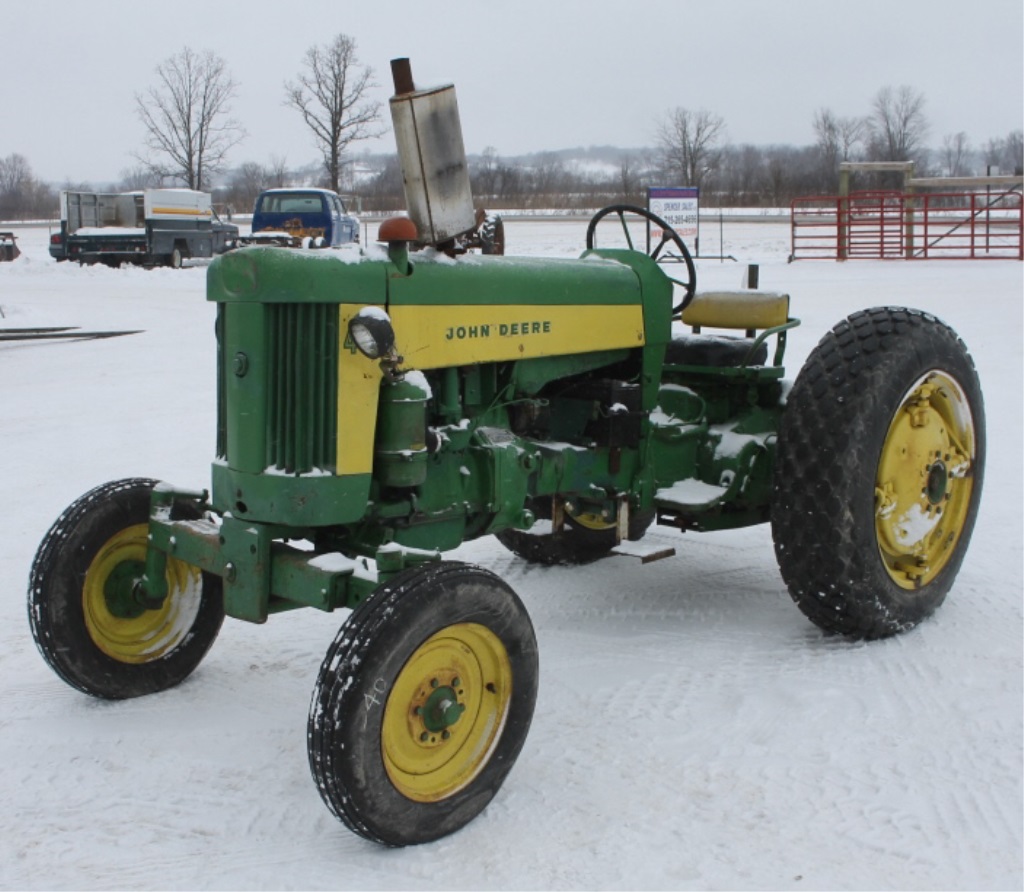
[771,308,985,638]
[28,478,224,698]
[308,561,538,846]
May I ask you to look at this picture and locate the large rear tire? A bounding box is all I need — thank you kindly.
[479,214,505,255]
[28,478,224,698]
[308,561,538,846]
[771,308,984,638]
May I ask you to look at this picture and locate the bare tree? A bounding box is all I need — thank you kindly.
[984,130,1024,175]
[267,154,290,188]
[1004,130,1024,175]
[135,47,244,191]
[813,108,867,189]
[720,144,763,204]
[118,165,164,191]
[0,153,37,219]
[657,107,726,191]
[941,132,971,177]
[472,146,501,200]
[813,108,841,176]
[285,34,384,194]
[1006,130,1024,175]
[363,155,405,211]
[529,153,568,203]
[617,154,641,204]
[0,154,59,220]
[222,157,292,215]
[229,162,271,211]
[868,85,929,163]
[0,153,32,196]
[837,116,867,160]
[0,154,26,219]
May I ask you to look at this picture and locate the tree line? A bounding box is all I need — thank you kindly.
[2,34,1021,221]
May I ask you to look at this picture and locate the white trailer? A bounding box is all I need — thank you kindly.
[51,189,238,267]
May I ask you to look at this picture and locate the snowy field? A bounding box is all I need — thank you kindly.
[1,220,1021,891]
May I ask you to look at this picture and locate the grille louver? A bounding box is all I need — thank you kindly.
[265,303,339,474]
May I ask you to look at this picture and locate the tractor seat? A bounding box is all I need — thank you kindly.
[666,290,791,368]
[665,333,768,367]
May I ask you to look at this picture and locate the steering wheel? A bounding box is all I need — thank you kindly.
[585,204,697,314]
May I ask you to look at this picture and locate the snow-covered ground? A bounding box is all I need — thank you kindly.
[1,221,1020,890]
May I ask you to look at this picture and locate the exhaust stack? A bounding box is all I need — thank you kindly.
[389,58,476,246]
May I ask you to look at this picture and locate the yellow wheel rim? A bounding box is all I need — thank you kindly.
[382,623,512,803]
[566,508,613,531]
[83,523,202,663]
[875,371,976,590]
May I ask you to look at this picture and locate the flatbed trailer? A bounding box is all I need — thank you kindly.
[50,189,238,268]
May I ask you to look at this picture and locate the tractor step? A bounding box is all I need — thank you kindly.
[654,479,729,513]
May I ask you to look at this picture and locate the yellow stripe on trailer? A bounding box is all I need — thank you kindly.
[150,207,213,217]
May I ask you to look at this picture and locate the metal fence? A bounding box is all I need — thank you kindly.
[790,188,1022,261]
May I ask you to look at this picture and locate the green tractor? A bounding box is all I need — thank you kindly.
[27,62,985,847]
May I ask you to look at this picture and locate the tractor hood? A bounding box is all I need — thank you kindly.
[208,244,673,360]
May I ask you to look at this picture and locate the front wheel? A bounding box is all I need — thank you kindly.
[308,561,538,846]
[771,308,985,638]
[28,478,224,698]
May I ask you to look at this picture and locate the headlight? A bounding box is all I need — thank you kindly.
[348,308,396,360]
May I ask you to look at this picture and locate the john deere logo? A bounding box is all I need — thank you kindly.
[445,321,552,340]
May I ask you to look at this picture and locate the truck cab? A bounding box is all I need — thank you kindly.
[250,188,359,247]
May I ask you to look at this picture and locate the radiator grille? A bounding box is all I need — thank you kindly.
[265,303,339,474]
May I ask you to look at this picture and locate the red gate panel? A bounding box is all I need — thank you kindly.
[791,188,1022,260]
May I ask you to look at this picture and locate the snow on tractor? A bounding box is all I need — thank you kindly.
[28,60,985,847]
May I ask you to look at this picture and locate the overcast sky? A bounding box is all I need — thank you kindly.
[4,0,1022,184]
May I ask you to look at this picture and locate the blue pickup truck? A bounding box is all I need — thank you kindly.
[246,188,360,247]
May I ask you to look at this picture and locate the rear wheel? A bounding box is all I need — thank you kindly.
[308,561,538,846]
[480,214,505,255]
[28,478,224,698]
[168,246,183,269]
[771,308,984,638]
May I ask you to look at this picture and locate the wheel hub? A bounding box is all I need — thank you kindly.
[925,461,948,506]
[83,523,203,663]
[102,559,148,620]
[381,623,512,803]
[875,372,975,589]
[419,681,466,736]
